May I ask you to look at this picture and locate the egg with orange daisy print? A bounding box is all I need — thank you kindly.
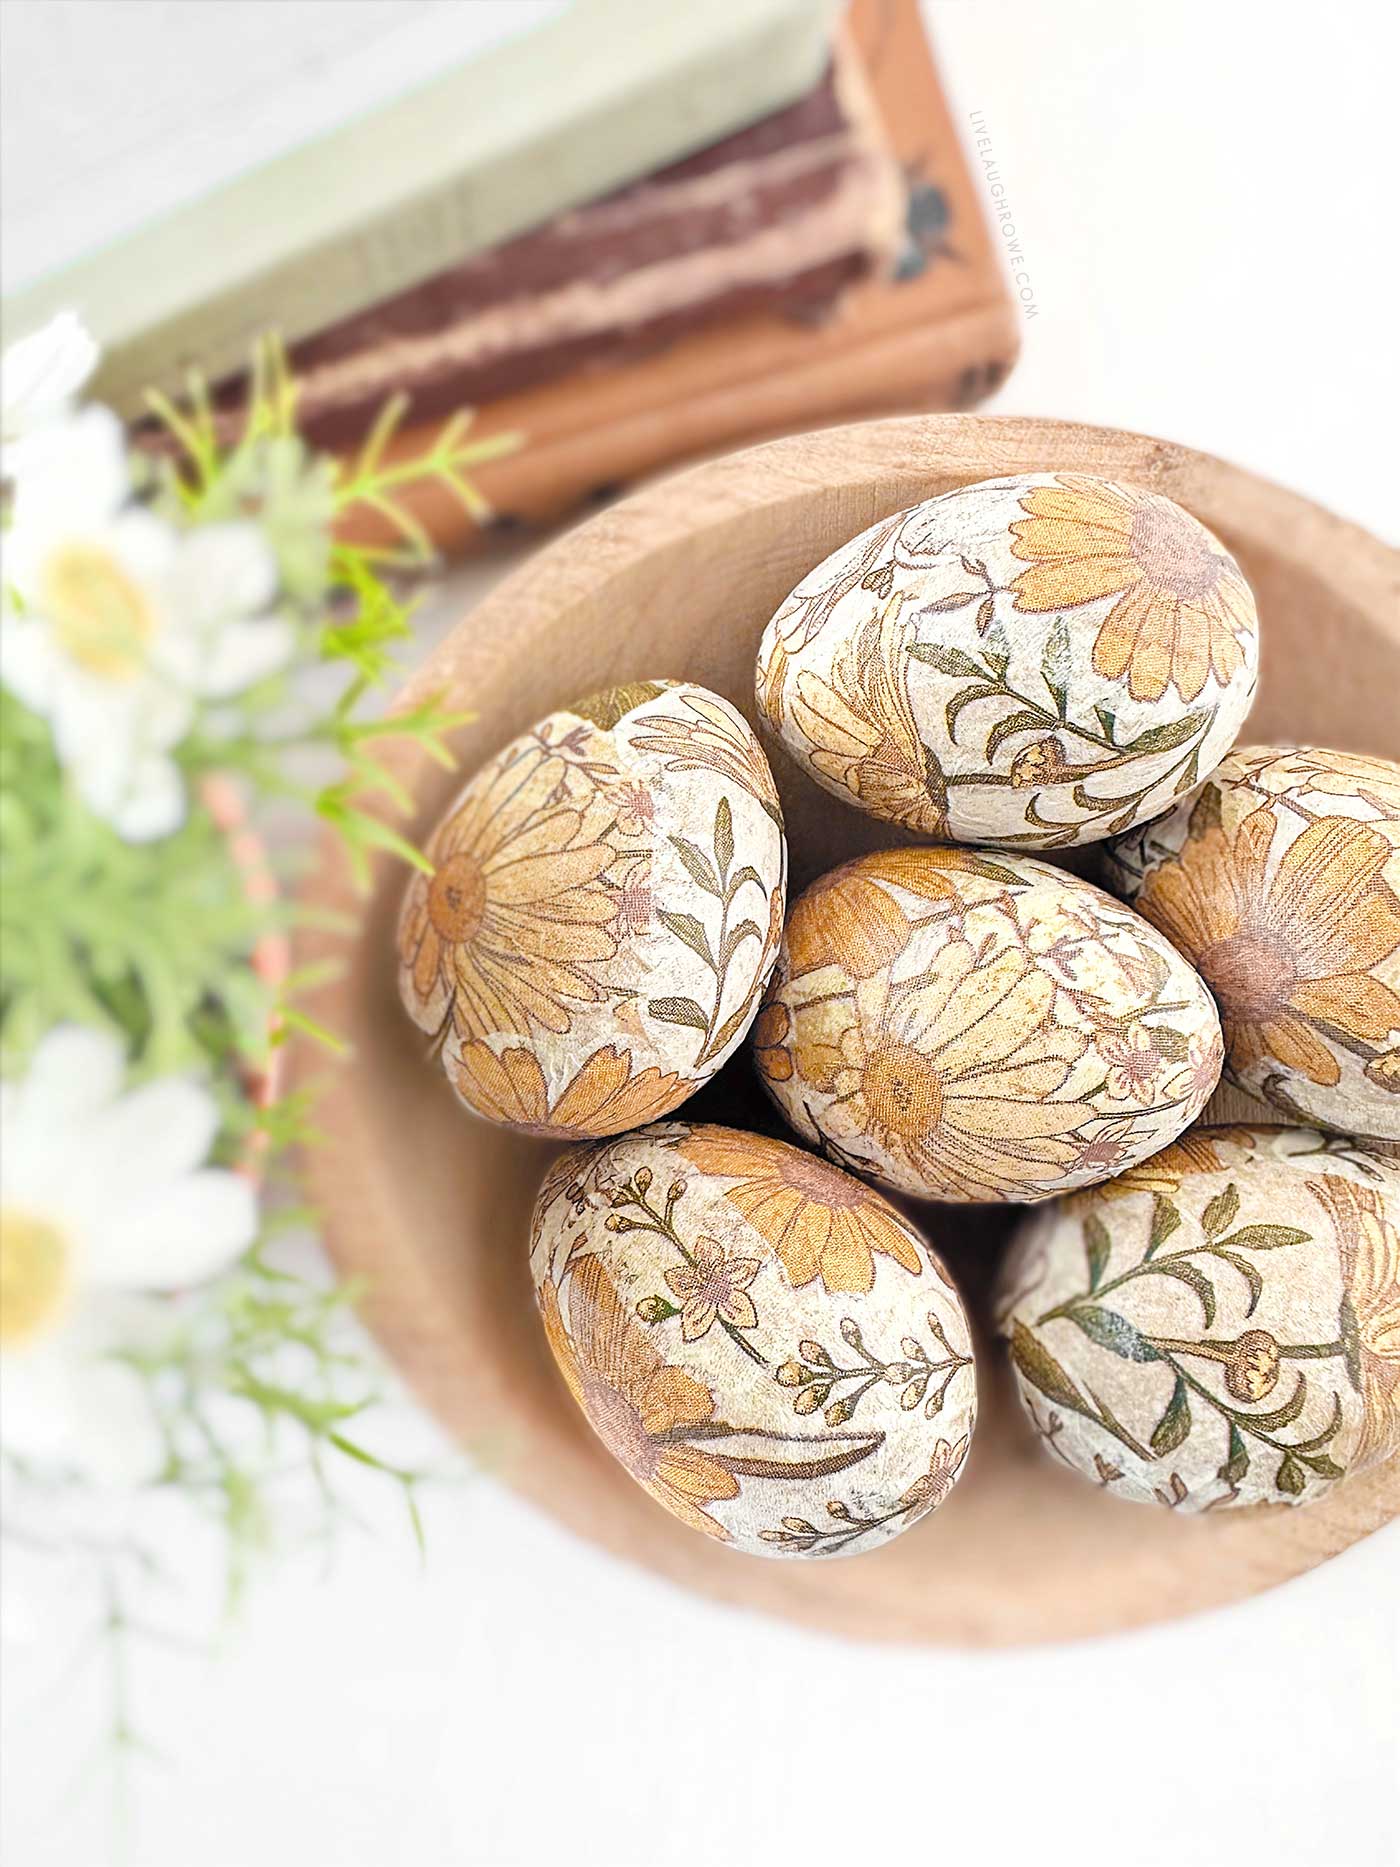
[1106,745,1400,1139]
[530,1124,977,1556]
[754,848,1223,1204]
[396,681,786,1137]
[755,472,1258,848]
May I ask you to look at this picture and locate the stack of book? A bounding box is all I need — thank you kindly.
[7,0,1016,551]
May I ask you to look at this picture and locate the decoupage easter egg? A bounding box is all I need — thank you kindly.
[753,847,1223,1203]
[530,1123,977,1556]
[397,682,786,1136]
[996,1127,1400,1509]
[1105,745,1400,1140]
[755,472,1259,848]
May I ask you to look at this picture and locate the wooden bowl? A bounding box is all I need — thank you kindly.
[295,415,1400,1645]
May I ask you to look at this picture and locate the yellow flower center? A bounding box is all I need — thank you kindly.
[862,1041,944,1142]
[1198,929,1295,1024]
[1128,499,1222,602]
[0,1208,73,1347]
[41,542,157,680]
[427,852,487,943]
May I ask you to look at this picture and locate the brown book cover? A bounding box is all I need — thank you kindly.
[343,0,1018,555]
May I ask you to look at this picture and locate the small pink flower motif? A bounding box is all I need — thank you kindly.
[1098,1023,1165,1105]
[612,854,654,937]
[611,781,656,838]
[1165,1029,1223,1105]
[1068,1123,1135,1179]
[663,1236,761,1342]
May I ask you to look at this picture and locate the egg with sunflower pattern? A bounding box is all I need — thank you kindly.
[754,472,1259,848]
[530,1123,977,1557]
[753,846,1223,1203]
[397,682,786,1136]
[1105,746,1400,1140]
[996,1127,1400,1510]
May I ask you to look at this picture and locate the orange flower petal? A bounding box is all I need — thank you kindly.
[1258,1013,1341,1086]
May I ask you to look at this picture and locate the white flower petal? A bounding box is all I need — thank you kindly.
[166,522,279,627]
[102,749,189,843]
[6,404,131,539]
[49,673,193,841]
[105,506,178,590]
[0,1341,164,1486]
[189,615,296,698]
[82,1079,220,1211]
[99,1169,258,1291]
[10,1024,127,1131]
[0,615,62,715]
[0,311,99,446]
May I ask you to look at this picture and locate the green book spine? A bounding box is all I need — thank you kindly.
[6,0,841,415]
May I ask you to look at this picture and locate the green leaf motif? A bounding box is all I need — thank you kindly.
[1275,1455,1305,1497]
[648,996,710,1032]
[1246,1377,1310,1433]
[1148,1196,1181,1257]
[1215,1248,1264,1316]
[1299,1453,1345,1480]
[1201,1183,1240,1239]
[1214,1225,1310,1253]
[1122,710,1208,756]
[668,835,721,896]
[987,710,1052,761]
[920,591,982,613]
[1218,1424,1250,1488]
[1148,1024,1190,1063]
[1150,1376,1192,1456]
[944,682,1004,741]
[1041,617,1070,719]
[1009,1321,1087,1414]
[907,641,986,678]
[707,998,756,1059]
[1142,1258,1216,1327]
[656,910,715,970]
[713,796,734,881]
[725,863,767,901]
[720,919,763,968]
[1083,1214,1112,1292]
[1066,1306,1162,1362]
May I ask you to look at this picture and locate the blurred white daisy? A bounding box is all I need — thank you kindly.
[0,310,99,455]
[0,1026,258,1485]
[1,406,294,839]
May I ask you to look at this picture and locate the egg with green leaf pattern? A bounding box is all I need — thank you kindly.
[996,1127,1400,1510]
[755,472,1258,848]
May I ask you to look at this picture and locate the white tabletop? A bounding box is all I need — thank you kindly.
[3,4,1397,1864]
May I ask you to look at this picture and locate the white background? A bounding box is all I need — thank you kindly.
[3,4,1399,1865]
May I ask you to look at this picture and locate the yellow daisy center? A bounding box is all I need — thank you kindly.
[862,1041,944,1142]
[41,542,157,680]
[427,852,487,943]
[0,1208,73,1347]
